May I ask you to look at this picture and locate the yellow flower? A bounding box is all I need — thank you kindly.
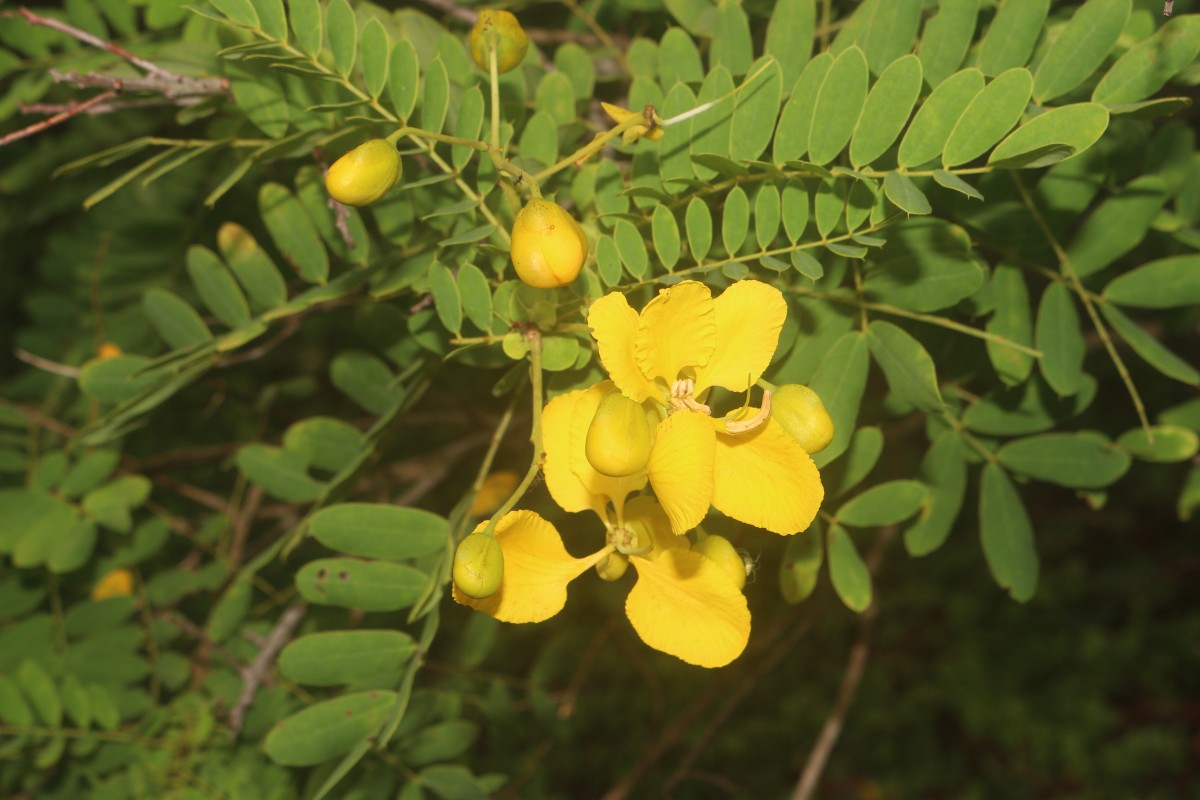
[586,280,826,535]
[92,568,134,600]
[453,501,750,668]
[600,102,665,143]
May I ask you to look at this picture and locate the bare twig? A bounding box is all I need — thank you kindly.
[0,89,118,146]
[0,400,77,439]
[13,348,82,378]
[229,603,306,737]
[791,527,897,800]
[393,431,493,506]
[21,97,199,116]
[156,610,248,675]
[15,6,168,76]
[48,69,226,99]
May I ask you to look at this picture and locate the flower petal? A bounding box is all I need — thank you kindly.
[694,280,787,395]
[453,511,610,623]
[542,390,605,515]
[588,293,660,403]
[647,410,715,534]
[626,548,750,668]
[635,281,717,387]
[712,417,824,535]
[568,382,648,514]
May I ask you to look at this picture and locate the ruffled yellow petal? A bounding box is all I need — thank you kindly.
[647,410,715,534]
[712,417,824,535]
[635,281,717,387]
[542,390,605,515]
[587,293,660,404]
[693,280,787,395]
[568,382,648,514]
[626,548,750,668]
[453,511,610,623]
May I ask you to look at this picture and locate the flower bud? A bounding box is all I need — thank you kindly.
[595,552,630,581]
[325,139,401,207]
[585,392,653,477]
[453,532,504,599]
[92,568,134,600]
[510,198,588,288]
[771,384,834,454]
[601,102,664,143]
[693,535,746,591]
[469,9,529,74]
[96,342,123,360]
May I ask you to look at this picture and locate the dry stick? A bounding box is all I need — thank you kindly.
[48,68,226,99]
[16,5,167,76]
[0,89,117,146]
[791,527,897,800]
[229,603,307,737]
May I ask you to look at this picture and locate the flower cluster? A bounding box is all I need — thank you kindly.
[455,280,831,667]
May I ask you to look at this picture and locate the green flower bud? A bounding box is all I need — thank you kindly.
[771,384,835,454]
[693,535,747,591]
[469,9,529,74]
[325,139,401,207]
[453,532,504,599]
[585,392,653,477]
[595,552,630,581]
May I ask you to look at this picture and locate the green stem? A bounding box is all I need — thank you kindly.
[489,38,501,152]
[483,329,544,536]
[532,116,644,183]
[386,126,488,152]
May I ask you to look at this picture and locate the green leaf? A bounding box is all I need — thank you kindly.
[47,519,97,573]
[1093,16,1200,105]
[555,42,595,99]
[965,374,1098,436]
[978,0,1048,77]
[360,19,390,98]
[264,690,397,766]
[542,336,581,372]
[399,720,479,767]
[864,219,984,312]
[808,331,870,467]
[260,182,329,284]
[1032,0,1132,104]
[288,0,321,56]
[3,491,76,563]
[389,40,420,121]
[754,185,781,250]
[765,0,815,87]
[730,58,782,162]
[331,351,397,414]
[979,463,1038,602]
[279,631,417,686]
[905,432,968,556]
[186,246,251,329]
[658,28,704,89]
[325,0,357,78]
[1066,175,1165,278]
[683,198,711,263]
[710,0,752,74]
[421,58,449,134]
[456,264,492,332]
[428,263,462,335]
[838,480,927,527]
[918,0,979,87]
[420,765,489,800]
[882,172,931,215]
[283,417,363,473]
[209,0,258,27]
[517,111,558,167]
[898,68,984,168]
[823,426,884,499]
[1035,282,1086,396]
[691,67,735,179]
[295,558,426,611]
[613,220,649,279]
[1100,303,1199,385]
[808,47,868,166]
[439,224,496,248]
[779,520,823,603]
[206,578,251,643]
[17,660,60,726]
[218,223,288,311]
[773,53,833,164]
[989,103,1109,169]
[985,264,1034,385]
[249,0,286,39]
[849,54,923,168]
[535,72,576,127]
[1103,255,1200,309]
[659,83,697,183]
[932,169,984,201]
[652,206,681,270]
[828,524,871,612]
[0,674,33,726]
[143,289,212,349]
[998,433,1131,488]
[943,68,1032,167]
[833,0,921,77]
[78,356,159,404]
[310,504,448,561]
[721,186,750,255]
[60,450,119,498]
[867,320,945,413]
[781,180,810,242]
[1117,425,1200,463]
[596,235,622,286]
[452,88,485,170]
[237,444,324,502]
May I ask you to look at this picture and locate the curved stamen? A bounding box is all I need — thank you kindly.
[723,390,772,435]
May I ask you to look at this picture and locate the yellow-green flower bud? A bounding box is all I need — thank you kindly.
[595,552,630,581]
[510,198,589,288]
[771,384,835,454]
[453,532,504,599]
[693,535,747,591]
[325,139,401,207]
[585,392,653,477]
[469,9,529,74]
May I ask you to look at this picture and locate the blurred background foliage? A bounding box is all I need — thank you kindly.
[1,0,1198,797]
